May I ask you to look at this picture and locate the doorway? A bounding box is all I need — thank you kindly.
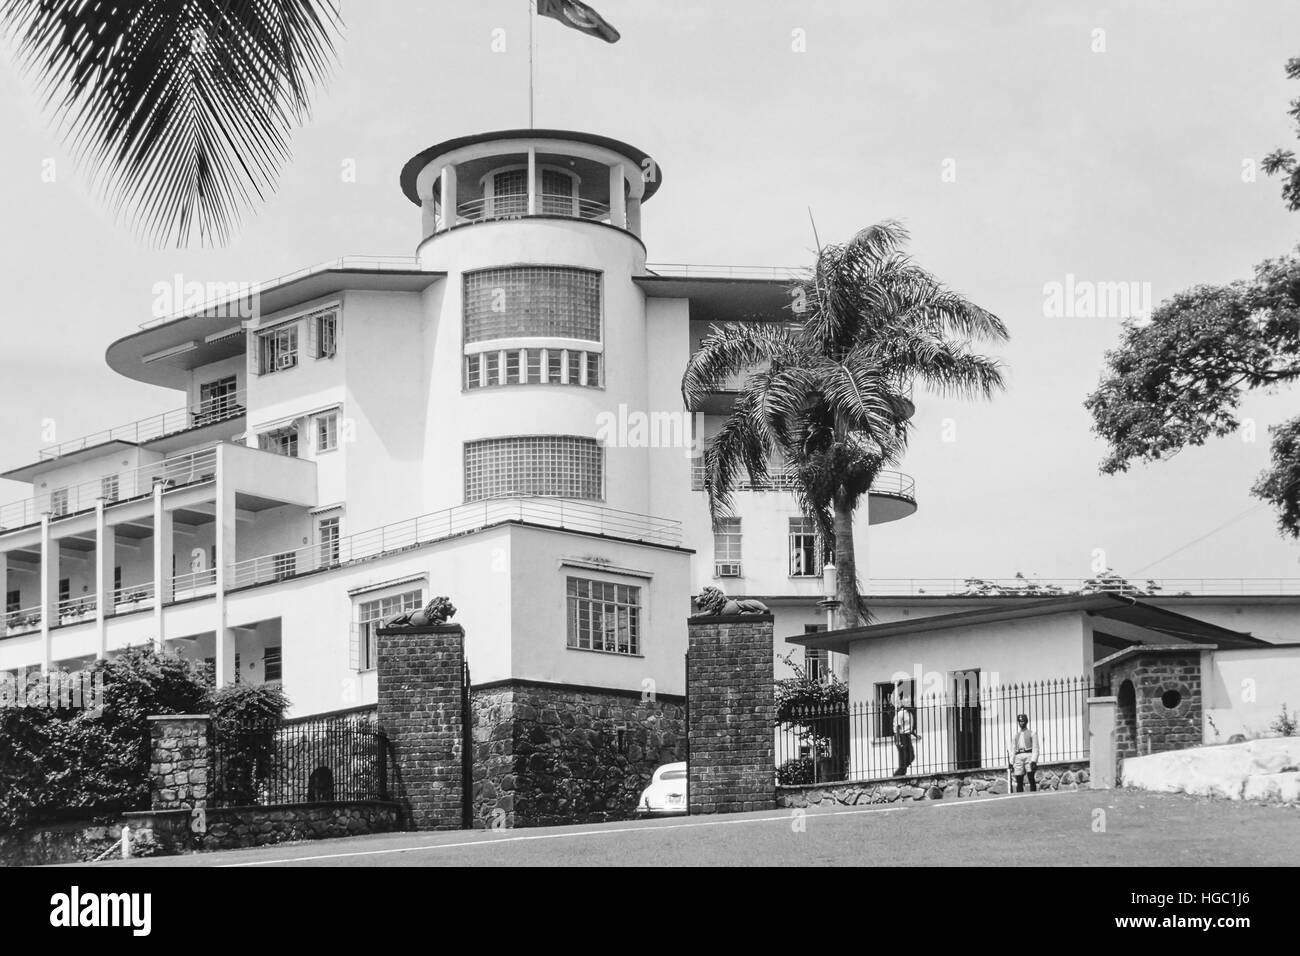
[950,669,981,770]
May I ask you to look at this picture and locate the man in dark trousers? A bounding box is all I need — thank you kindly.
[1009,713,1040,792]
[892,683,917,776]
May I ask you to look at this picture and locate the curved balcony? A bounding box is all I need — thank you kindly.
[450,195,615,228]
[689,462,916,524]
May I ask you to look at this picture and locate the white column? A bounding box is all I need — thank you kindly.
[440,164,458,227]
[214,445,237,688]
[626,196,642,236]
[527,147,538,215]
[94,499,115,659]
[39,515,55,672]
[152,483,173,650]
[609,164,626,228]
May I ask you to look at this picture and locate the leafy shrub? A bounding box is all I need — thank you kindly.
[1271,703,1298,737]
[209,682,290,806]
[0,647,210,832]
[777,757,815,786]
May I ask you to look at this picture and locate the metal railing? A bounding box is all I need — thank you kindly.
[0,447,218,531]
[642,263,806,281]
[209,710,388,807]
[139,256,426,330]
[227,497,682,591]
[4,603,42,634]
[112,582,156,609]
[861,578,1300,598]
[777,676,1101,785]
[39,393,246,460]
[450,196,615,227]
[172,568,217,598]
[690,461,915,499]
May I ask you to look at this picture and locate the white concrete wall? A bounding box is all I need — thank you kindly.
[1203,645,1300,742]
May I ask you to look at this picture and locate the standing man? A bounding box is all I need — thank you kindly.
[1009,713,1039,792]
[892,683,917,777]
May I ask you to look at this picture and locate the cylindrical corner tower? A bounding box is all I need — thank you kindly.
[399,130,662,517]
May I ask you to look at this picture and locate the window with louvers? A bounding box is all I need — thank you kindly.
[463,267,601,344]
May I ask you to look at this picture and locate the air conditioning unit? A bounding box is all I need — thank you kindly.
[715,562,742,577]
[276,353,296,371]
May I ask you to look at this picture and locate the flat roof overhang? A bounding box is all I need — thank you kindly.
[636,274,796,323]
[400,128,662,205]
[791,594,1266,654]
[106,268,446,389]
[1,440,137,482]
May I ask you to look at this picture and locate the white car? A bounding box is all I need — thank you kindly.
[635,762,688,816]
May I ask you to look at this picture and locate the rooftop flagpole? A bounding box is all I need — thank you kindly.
[528,0,535,128]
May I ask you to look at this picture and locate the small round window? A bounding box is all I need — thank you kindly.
[1161,689,1182,709]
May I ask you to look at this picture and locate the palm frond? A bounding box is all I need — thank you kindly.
[1,0,343,246]
[681,321,801,409]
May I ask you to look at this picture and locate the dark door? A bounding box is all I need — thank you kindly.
[950,669,981,770]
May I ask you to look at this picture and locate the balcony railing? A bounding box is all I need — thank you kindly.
[690,461,916,499]
[863,578,1300,598]
[228,497,682,591]
[0,447,219,531]
[139,256,426,330]
[5,603,42,635]
[39,393,246,460]
[449,196,615,228]
[643,263,805,281]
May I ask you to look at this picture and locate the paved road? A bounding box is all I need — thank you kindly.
[101,789,1299,867]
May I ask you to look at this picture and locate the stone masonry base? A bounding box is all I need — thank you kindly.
[777,760,1091,808]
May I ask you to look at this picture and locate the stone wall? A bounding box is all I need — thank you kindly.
[148,715,210,810]
[470,681,686,828]
[0,819,127,867]
[124,801,400,854]
[376,623,465,830]
[686,613,775,814]
[1097,647,1204,758]
[777,760,1091,809]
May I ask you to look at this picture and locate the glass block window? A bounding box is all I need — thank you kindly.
[490,169,528,218]
[540,169,577,215]
[566,577,640,655]
[463,267,601,343]
[464,436,602,501]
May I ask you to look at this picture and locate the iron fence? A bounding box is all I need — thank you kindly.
[209,709,389,807]
[777,675,1104,785]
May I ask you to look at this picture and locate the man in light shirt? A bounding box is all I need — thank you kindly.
[892,683,917,777]
[1009,713,1039,792]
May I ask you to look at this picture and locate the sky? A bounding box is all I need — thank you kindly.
[0,0,1298,583]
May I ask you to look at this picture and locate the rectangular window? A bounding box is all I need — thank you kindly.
[259,427,299,458]
[803,626,829,682]
[506,350,521,384]
[463,267,601,343]
[789,517,834,577]
[258,324,299,374]
[316,413,339,453]
[198,375,239,422]
[5,590,19,614]
[318,516,340,567]
[315,311,338,358]
[874,678,916,739]
[357,589,423,671]
[49,488,69,517]
[272,552,296,581]
[263,647,283,683]
[114,567,122,596]
[101,474,120,503]
[566,577,640,655]
[547,349,563,384]
[585,351,601,387]
[484,351,500,386]
[525,349,543,384]
[464,436,603,502]
[713,517,742,577]
[464,353,481,390]
[58,578,70,604]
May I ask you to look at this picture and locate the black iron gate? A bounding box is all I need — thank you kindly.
[461,659,473,829]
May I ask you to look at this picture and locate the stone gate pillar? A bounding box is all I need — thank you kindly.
[376,623,466,830]
[148,714,211,810]
[686,611,775,814]
[1095,644,1206,759]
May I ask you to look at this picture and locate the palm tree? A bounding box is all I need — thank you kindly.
[681,220,1008,628]
[0,0,342,246]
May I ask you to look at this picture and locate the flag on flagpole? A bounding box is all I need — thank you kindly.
[536,0,621,43]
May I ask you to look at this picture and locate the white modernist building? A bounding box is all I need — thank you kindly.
[0,129,917,716]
